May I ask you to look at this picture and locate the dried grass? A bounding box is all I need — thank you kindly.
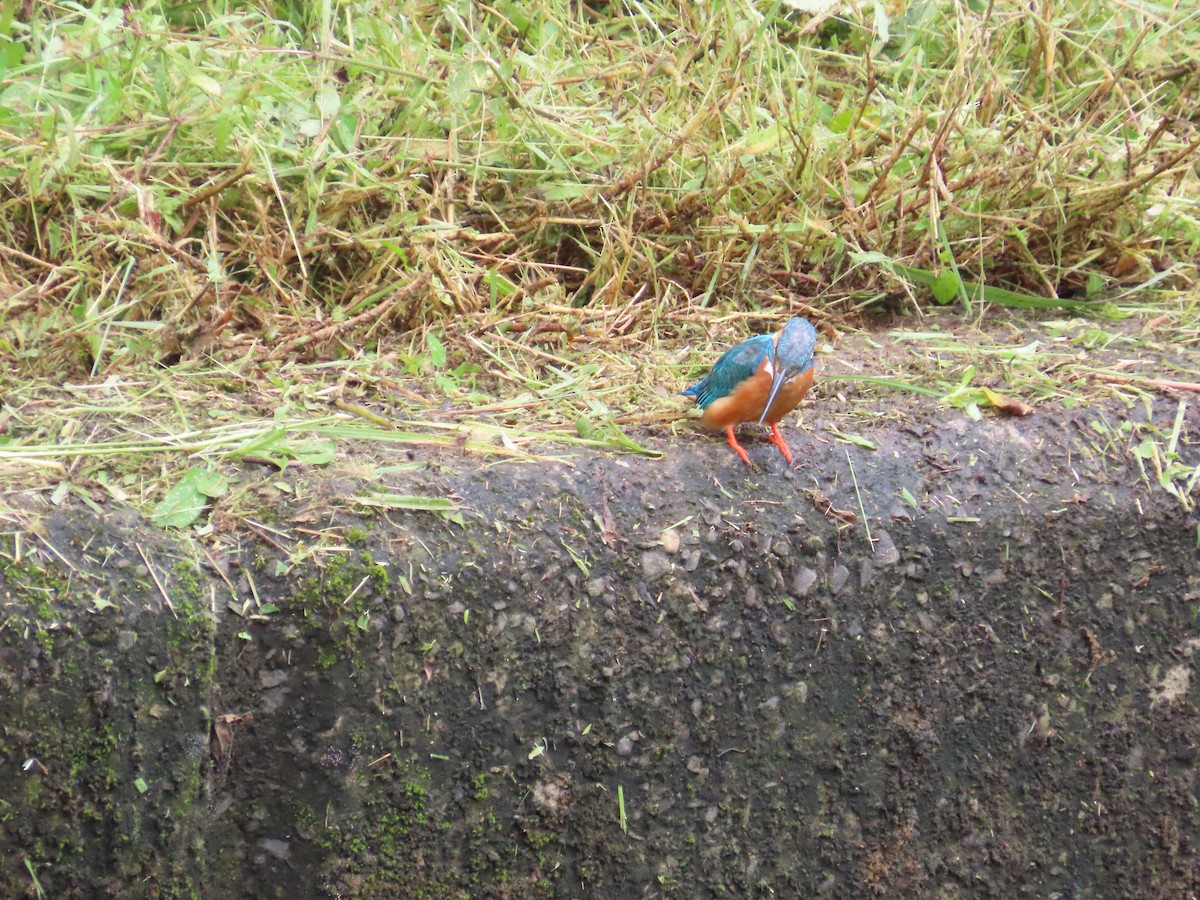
[0,0,1195,377]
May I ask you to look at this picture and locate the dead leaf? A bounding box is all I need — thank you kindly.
[210,712,252,766]
[1111,253,1140,279]
[594,498,618,549]
[981,387,1034,417]
[806,489,857,525]
[1080,626,1104,668]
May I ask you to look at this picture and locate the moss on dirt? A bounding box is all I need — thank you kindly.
[2,393,1199,897]
[0,528,215,897]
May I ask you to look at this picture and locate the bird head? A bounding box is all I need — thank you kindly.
[758,317,817,424]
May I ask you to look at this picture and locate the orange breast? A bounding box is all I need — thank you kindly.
[700,362,816,430]
[763,364,815,424]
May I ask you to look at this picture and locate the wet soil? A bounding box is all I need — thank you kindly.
[2,385,1199,898]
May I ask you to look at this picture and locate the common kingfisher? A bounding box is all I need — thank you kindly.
[682,317,817,466]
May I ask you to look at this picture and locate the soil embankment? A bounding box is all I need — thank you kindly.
[2,398,1198,897]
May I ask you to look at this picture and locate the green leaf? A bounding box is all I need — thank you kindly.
[316,85,341,118]
[872,0,891,48]
[446,66,477,107]
[427,332,446,368]
[226,427,336,469]
[734,123,784,155]
[484,270,518,299]
[0,36,22,83]
[931,268,962,304]
[830,374,943,397]
[191,73,222,98]
[827,109,856,134]
[354,493,459,513]
[940,385,985,412]
[1131,438,1156,459]
[541,182,590,201]
[576,423,662,457]
[152,466,228,528]
[826,427,877,450]
[891,263,1108,311]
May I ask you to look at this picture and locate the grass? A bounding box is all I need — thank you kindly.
[1,0,1198,513]
[4,1,1199,357]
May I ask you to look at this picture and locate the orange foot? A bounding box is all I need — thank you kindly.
[765,423,794,465]
[724,426,753,466]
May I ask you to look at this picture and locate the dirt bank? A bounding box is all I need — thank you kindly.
[1,395,1198,898]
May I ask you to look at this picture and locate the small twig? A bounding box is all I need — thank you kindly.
[0,243,55,270]
[244,520,293,552]
[474,330,576,367]
[183,162,253,210]
[201,546,238,596]
[845,447,873,546]
[258,145,308,281]
[340,575,371,607]
[135,543,176,618]
[1085,372,1200,394]
[334,399,394,427]
[806,488,857,526]
[33,532,76,571]
[271,273,431,358]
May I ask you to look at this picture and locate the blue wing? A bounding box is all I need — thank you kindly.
[682,334,772,410]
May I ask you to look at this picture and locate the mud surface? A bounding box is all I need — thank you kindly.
[2,391,1199,898]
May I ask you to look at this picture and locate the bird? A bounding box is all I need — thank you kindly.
[682,317,817,466]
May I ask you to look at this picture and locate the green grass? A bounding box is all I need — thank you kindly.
[1,0,1198,512]
[3,0,1198,371]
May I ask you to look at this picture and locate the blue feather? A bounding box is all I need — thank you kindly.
[681,334,773,410]
[775,318,817,373]
[759,317,817,423]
